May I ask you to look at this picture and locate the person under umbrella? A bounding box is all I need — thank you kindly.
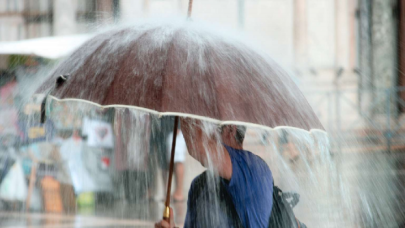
[155,119,273,228]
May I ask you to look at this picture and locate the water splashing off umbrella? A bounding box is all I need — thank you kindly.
[36,0,325,223]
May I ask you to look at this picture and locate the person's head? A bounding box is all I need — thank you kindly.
[180,118,246,166]
[219,125,246,149]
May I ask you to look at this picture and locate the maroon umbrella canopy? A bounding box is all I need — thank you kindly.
[37,21,324,132]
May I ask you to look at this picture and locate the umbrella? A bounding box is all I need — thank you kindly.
[36,1,324,223]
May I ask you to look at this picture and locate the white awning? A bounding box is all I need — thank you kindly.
[0,34,92,59]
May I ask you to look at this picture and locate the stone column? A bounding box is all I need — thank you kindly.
[143,0,150,16]
[53,0,76,36]
[293,0,308,71]
[120,0,144,20]
[371,0,397,114]
[96,0,113,24]
[358,0,398,116]
[399,0,405,111]
[334,0,350,70]
[358,0,373,115]
[372,0,397,88]
[237,0,245,29]
[348,0,358,71]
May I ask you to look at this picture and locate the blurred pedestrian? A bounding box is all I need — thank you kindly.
[114,109,150,203]
[166,126,186,202]
[147,116,173,200]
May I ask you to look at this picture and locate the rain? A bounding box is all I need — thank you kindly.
[0,1,404,228]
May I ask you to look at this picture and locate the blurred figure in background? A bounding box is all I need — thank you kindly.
[148,116,173,201]
[166,124,186,202]
[114,109,150,203]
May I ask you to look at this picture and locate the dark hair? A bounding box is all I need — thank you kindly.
[235,125,247,145]
[220,125,247,145]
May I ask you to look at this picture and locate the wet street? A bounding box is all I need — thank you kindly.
[1,139,405,228]
[0,212,155,228]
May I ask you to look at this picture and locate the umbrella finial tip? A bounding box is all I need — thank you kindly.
[56,74,70,87]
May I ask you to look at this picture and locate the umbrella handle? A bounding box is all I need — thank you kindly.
[163,116,179,222]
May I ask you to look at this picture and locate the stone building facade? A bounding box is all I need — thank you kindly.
[0,0,355,79]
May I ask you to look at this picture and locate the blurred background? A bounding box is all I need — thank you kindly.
[0,0,404,227]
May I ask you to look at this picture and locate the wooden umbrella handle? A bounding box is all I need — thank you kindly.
[163,116,179,222]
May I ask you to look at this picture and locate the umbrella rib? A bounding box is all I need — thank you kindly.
[159,28,184,113]
[100,28,161,106]
[205,42,223,121]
